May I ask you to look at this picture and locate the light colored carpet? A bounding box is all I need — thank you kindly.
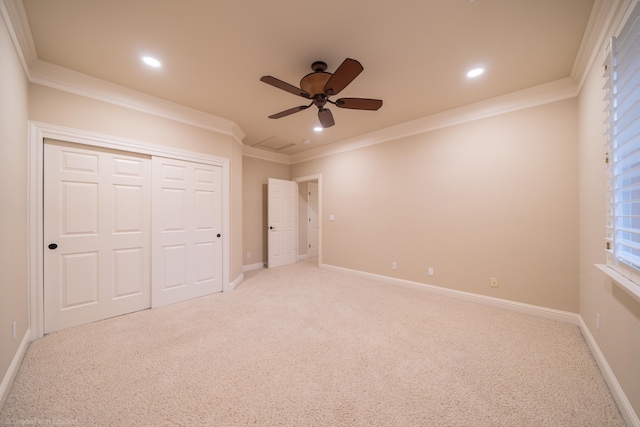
[0,259,626,426]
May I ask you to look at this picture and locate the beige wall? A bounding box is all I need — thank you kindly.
[291,99,579,312]
[578,42,640,415]
[0,15,29,406]
[242,156,289,266]
[28,84,245,284]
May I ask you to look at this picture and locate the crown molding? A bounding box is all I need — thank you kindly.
[0,0,36,76]
[609,0,639,38]
[289,77,578,165]
[571,0,628,92]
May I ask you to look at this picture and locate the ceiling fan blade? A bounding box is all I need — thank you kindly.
[324,58,363,96]
[268,104,311,119]
[335,98,383,111]
[260,76,310,98]
[318,108,335,128]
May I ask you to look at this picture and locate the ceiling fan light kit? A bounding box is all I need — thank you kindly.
[300,61,331,96]
[260,58,383,128]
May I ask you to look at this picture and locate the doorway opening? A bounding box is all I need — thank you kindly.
[294,174,322,268]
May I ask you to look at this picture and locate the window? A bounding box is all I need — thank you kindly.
[603,1,640,299]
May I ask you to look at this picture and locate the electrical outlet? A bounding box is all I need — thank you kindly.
[12,322,16,340]
[428,267,434,276]
[392,262,397,270]
[491,277,498,288]
[246,252,251,259]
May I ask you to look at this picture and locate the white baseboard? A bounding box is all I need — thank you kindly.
[297,254,309,262]
[0,328,31,411]
[242,262,265,272]
[579,317,640,427]
[320,263,579,325]
[227,273,244,291]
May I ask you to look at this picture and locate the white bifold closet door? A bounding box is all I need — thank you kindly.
[44,141,152,333]
[151,157,223,308]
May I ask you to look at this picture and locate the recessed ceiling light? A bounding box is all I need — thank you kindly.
[467,67,484,78]
[142,56,161,68]
[314,126,323,132]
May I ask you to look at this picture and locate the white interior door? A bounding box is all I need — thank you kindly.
[152,157,223,307]
[268,178,298,268]
[307,182,319,257]
[44,141,151,333]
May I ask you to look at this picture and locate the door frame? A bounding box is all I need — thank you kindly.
[306,181,319,258]
[293,174,322,267]
[28,121,230,339]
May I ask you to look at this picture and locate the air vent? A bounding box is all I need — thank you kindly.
[252,137,296,152]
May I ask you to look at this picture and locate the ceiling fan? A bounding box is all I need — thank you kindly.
[260,58,383,128]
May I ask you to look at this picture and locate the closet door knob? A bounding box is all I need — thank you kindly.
[48,243,58,250]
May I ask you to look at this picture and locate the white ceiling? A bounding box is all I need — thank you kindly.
[19,0,595,156]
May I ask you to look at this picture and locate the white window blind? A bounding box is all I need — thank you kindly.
[604,1,640,284]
